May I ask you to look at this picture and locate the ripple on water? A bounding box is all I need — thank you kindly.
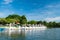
[0,28,60,40]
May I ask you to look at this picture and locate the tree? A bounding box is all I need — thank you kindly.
[6,14,21,19]
[42,21,47,25]
[57,23,60,27]
[6,14,21,23]
[28,20,37,24]
[6,18,17,24]
[37,21,43,24]
[46,22,57,28]
[20,15,27,24]
[0,18,7,25]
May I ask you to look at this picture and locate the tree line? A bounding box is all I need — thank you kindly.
[0,14,60,28]
[0,14,27,24]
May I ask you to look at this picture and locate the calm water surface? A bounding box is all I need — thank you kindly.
[0,28,60,40]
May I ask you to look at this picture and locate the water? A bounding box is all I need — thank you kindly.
[0,28,5,32]
[0,28,60,40]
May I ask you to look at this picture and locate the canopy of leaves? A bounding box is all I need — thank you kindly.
[6,14,21,23]
[28,20,37,24]
[6,14,21,19]
[0,18,7,24]
[20,15,27,24]
[0,14,60,28]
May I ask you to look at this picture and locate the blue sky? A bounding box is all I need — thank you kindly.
[0,0,60,22]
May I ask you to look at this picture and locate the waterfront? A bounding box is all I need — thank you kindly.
[0,28,60,40]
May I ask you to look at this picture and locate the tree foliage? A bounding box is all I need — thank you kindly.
[6,14,21,19]
[6,14,21,23]
[20,15,27,24]
[6,14,27,24]
[28,20,37,24]
[0,18,7,25]
[0,14,60,28]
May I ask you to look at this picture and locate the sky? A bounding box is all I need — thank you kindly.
[0,0,60,22]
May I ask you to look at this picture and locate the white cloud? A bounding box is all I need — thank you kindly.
[2,0,13,4]
[45,3,60,9]
[45,16,60,22]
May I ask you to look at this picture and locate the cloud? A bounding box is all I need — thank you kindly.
[45,3,60,10]
[26,3,60,21]
[2,0,13,4]
[45,16,60,22]
[26,13,45,21]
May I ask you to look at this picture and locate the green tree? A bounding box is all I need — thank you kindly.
[6,14,21,23]
[6,14,21,19]
[42,21,47,26]
[20,15,27,24]
[0,18,7,25]
[46,22,57,28]
[37,21,43,24]
[6,18,17,24]
[28,20,37,24]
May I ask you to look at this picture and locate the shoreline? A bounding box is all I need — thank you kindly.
[0,26,47,30]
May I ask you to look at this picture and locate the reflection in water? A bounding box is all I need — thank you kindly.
[0,30,26,40]
[0,28,60,40]
[10,30,25,40]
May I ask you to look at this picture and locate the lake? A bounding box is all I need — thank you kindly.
[0,28,60,40]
